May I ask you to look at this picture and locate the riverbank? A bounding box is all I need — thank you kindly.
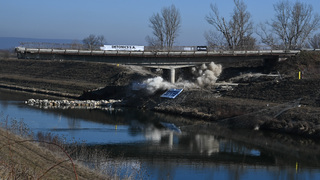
[1,51,320,139]
[3,93,320,179]
[0,126,108,179]
[0,58,153,96]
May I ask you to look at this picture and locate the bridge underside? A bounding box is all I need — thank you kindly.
[17,52,280,66]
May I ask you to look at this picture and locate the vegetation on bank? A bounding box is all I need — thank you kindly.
[0,115,103,179]
[0,115,146,179]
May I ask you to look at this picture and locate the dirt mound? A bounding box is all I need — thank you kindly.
[226,79,320,106]
[223,51,320,106]
[276,51,320,79]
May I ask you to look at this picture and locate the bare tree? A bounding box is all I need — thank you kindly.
[256,23,279,49]
[162,5,181,48]
[258,1,320,50]
[205,0,255,50]
[204,30,228,50]
[147,5,181,50]
[204,30,258,50]
[96,35,106,46]
[145,36,162,50]
[309,33,320,49]
[82,34,106,50]
[147,13,164,49]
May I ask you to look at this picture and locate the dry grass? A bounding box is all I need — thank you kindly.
[0,116,110,179]
[0,114,148,179]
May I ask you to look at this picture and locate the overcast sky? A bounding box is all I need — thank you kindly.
[1,0,319,46]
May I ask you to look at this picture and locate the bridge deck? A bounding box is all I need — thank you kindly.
[15,47,301,67]
[15,47,299,58]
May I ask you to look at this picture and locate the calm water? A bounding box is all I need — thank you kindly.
[1,89,320,180]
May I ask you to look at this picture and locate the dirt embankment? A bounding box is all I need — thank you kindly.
[0,128,108,179]
[1,51,320,138]
[0,59,153,97]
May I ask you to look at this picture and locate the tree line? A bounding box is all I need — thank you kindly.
[147,0,320,50]
[83,0,320,50]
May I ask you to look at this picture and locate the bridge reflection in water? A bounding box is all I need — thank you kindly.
[60,107,320,179]
[28,101,320,172]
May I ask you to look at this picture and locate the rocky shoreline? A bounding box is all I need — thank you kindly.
[25,98,122,110]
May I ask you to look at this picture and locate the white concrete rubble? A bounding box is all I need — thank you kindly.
[25,99,122,110]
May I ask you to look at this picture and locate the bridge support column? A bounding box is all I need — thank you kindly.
[170,68,176,84]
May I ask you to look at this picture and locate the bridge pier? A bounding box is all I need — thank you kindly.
[170,68,176,84]
[148,65,195,84]
[152,67,176,84]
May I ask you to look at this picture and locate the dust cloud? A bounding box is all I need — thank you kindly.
[143,62,222,93]
[192,62,222,87]
[144,76,174,93]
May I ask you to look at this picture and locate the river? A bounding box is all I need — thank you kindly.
[1,88,320,180]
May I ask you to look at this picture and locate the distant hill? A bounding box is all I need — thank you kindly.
[0,37,74,50]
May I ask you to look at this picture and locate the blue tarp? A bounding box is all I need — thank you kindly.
[161,89,183,99]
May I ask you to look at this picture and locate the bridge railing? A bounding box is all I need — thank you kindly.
[15,47,301,58]
[18,42,314,54]
[19,42,86,50]
[19,42,277,51]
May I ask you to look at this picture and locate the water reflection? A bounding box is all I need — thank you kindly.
[80,130,318,180]
[1,89,320,179]
[129,120,181,144]
[193,134,219,155]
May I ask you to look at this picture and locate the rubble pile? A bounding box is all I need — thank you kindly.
[25,99,122,110]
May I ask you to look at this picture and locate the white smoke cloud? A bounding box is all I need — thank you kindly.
[143,62,222,93]
[193,62,222,87]
[143,76,174,93]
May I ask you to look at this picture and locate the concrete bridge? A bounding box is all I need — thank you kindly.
[15,47,300,83]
